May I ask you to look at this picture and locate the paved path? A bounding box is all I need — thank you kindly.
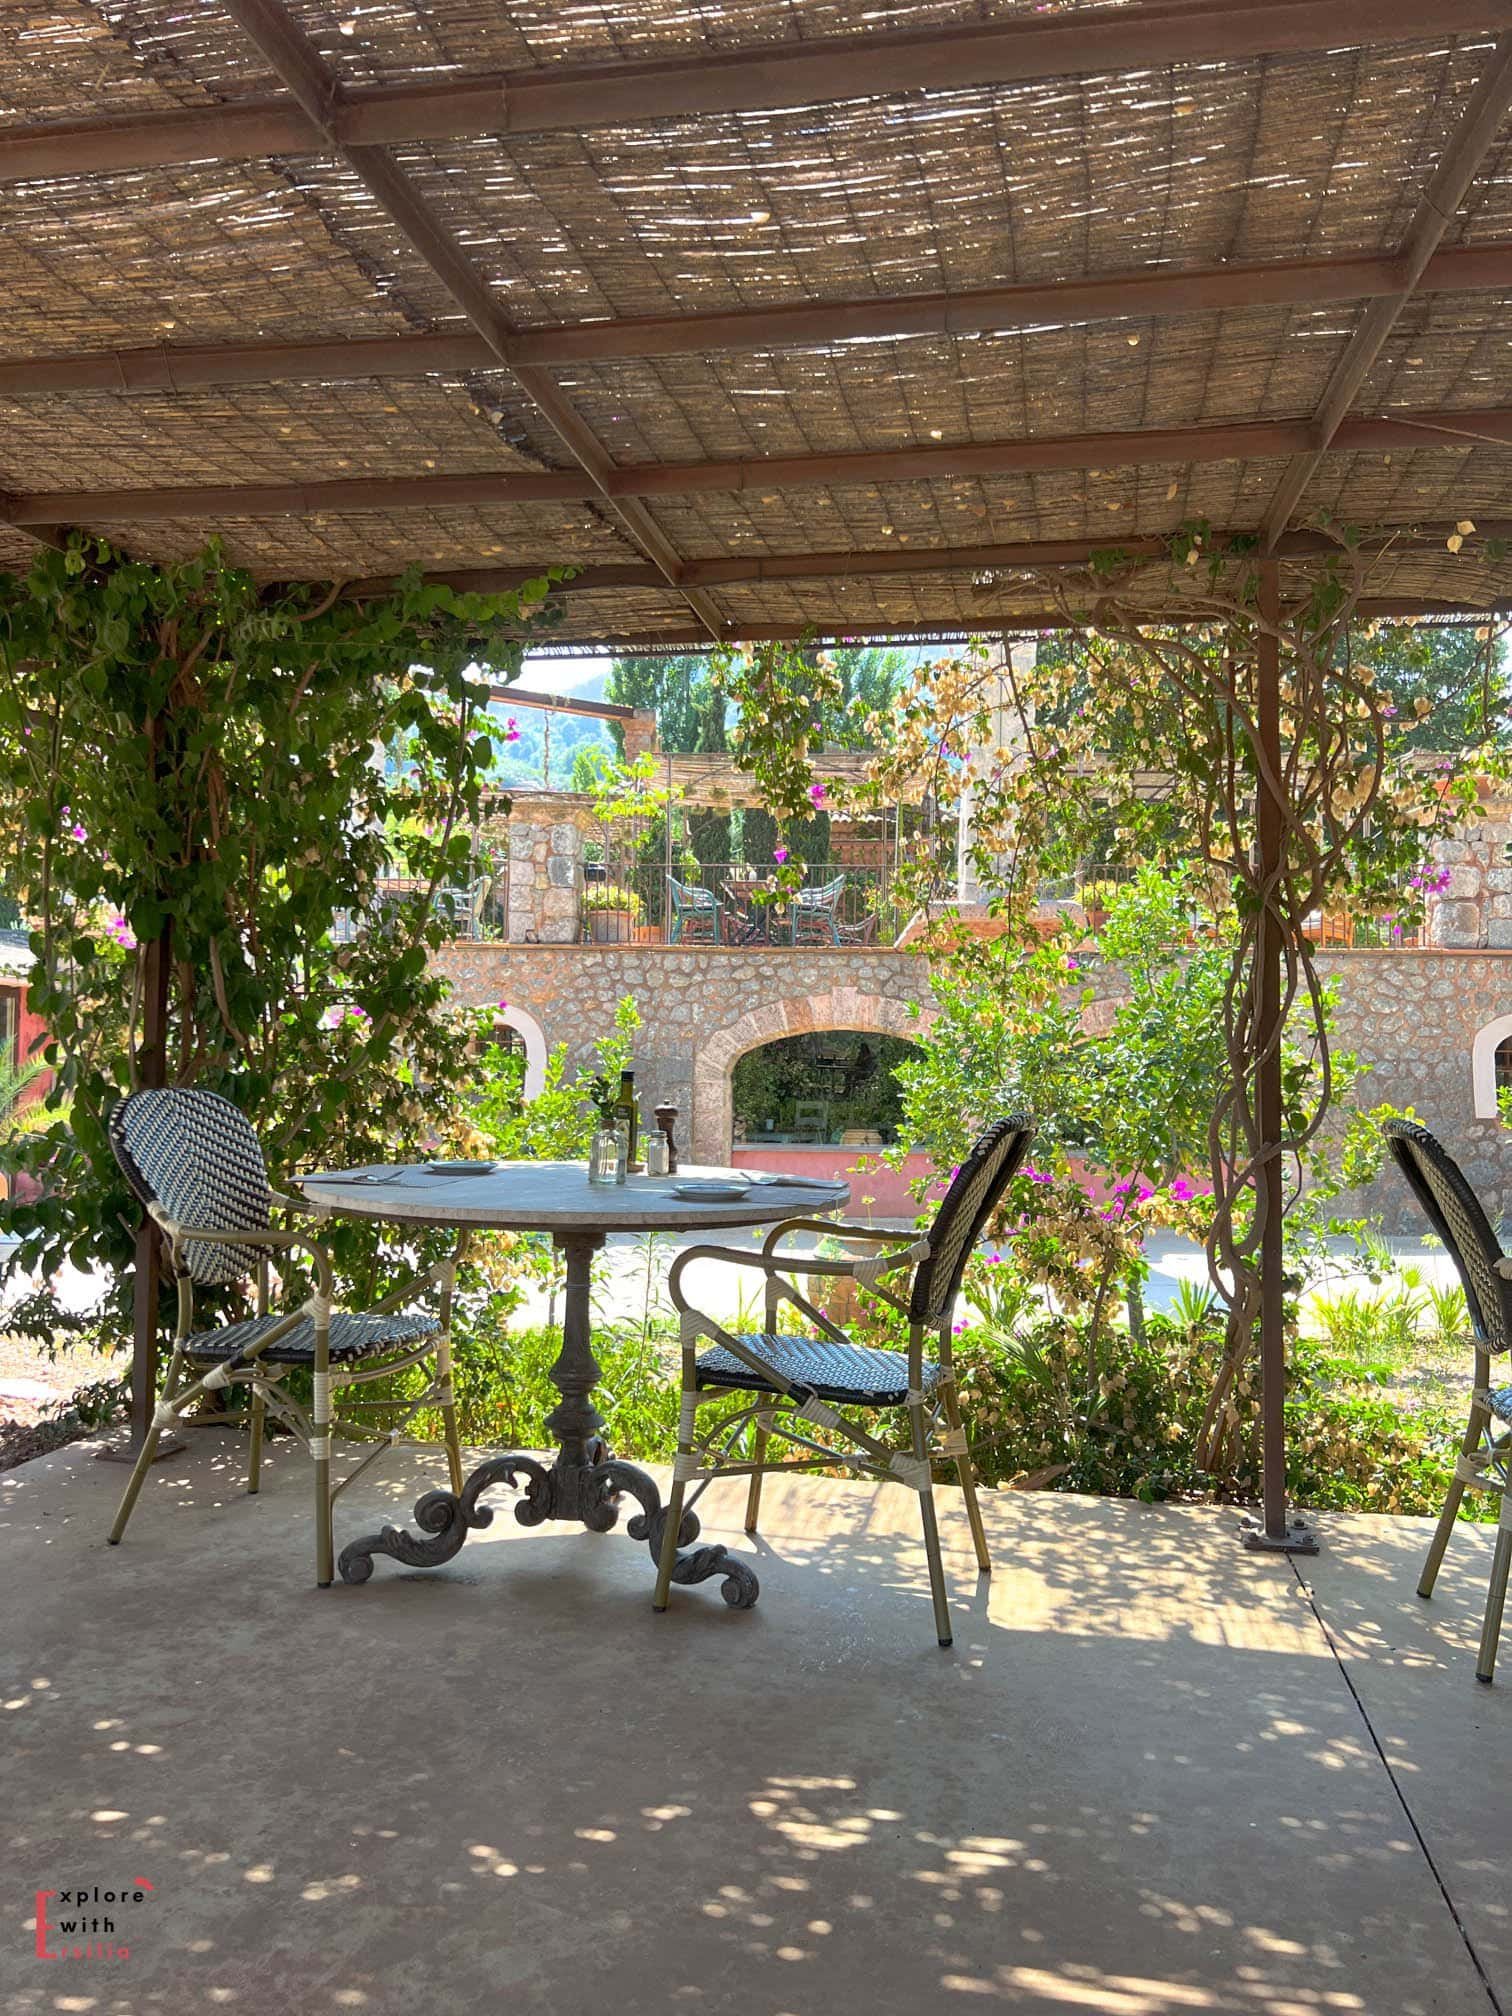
[2,1439,1506,2015]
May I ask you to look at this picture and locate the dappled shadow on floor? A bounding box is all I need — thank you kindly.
[0,1435,1501,2016]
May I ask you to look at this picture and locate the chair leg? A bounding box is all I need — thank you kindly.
[107,1340,189,1546]
[313,1327,334,1588]
[744,1406,773,1534]
[246,1385,266,1495]
[910,1400,952,1647]
[653,1477,688,1612]
[942,1380,990,1575]
[106,1417,169,1545]
[1420,1399,1485,1597]
[436,1341,464,1497]
[1478,1519,1512,1683]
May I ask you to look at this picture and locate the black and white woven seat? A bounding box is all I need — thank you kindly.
[185,1307,439,1365]
[1384,1118,1512,1682]
[104,1086,464,1586]
[696,1335,940,1408]
[659,1115,1034,1647]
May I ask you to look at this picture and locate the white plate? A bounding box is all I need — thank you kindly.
[670,1179,751,1202]
[426,1160,499,1176]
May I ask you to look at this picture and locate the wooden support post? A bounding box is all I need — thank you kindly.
[1244,564,1317,1553]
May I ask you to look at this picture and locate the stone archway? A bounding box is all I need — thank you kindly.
[691,986,934,1165]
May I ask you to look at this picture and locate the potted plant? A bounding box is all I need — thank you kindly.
[1077,877,1122,933]
[581,882,643,943]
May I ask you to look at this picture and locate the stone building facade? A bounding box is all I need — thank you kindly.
[436,940,1512,1230]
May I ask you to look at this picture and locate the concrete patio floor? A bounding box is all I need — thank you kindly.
[3,1436,1509,2016]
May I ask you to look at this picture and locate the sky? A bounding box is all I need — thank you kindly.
[516,650,617,697]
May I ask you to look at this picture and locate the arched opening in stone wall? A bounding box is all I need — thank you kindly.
[731,1030,921,1150]
[1471,1010,1512,1119]
[692,988,935,1214]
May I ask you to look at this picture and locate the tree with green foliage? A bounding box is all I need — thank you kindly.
[0,537,561,1322]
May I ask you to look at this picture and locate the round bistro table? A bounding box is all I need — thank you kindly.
[297,1159,848,1607]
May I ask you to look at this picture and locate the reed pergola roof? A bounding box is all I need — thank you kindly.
[6,0,1512,642]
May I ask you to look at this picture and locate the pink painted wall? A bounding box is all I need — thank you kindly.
[731,1143,943,1222]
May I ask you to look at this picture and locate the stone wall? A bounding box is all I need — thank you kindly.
[1315,949,1512,1228]
[434,941,1512,1228]
[435,943,934,1164]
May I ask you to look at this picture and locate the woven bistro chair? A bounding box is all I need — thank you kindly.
[667,875,722,944]
[657,1116,1033,1644]
[791,873,846,946]
[106,1088,465,1586]
[1384,1118,1512,1681]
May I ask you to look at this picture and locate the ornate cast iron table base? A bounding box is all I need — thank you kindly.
[335,1229,759,1609]
[335,1447,759,1606]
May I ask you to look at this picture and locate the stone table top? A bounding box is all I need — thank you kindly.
[297,1159,850,1235]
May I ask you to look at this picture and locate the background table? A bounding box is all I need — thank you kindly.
[298,1160,848,1605]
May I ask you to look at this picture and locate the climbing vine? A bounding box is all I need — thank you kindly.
[0,537,563,1308]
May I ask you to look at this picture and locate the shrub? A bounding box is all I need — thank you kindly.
[580,883,644,917]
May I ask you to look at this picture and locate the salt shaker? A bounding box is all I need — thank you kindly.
[645,1130,671,1178]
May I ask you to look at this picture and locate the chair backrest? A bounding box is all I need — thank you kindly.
[108,1088,272,1286]
[796,874,845,910]
[669,876,709,908]
[911,1116,1035,1327]
[1383,1118,1512,1354]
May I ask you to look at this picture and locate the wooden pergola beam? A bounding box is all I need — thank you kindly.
[15,406,1511,526]
[218,0,725,641]
[5,242,1512,396]
[332,519,1511,598]
[1262,32,1512,543]
[2,1,1506,182]
[453,599,1512,649]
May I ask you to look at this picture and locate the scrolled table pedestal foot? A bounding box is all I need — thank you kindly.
[596,1459,761,1610]
[337,1451,759,1609]
[337,1452,553,1583]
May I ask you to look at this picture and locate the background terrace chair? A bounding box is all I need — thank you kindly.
[667,875,722,944]
[791,872,846,945]
[1384,1117,1512,1681]
[106,1088,465,1586]
[657,1115,1033,1644]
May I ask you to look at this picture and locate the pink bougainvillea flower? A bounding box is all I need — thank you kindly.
[808,782,827,807]
[1136,1181,1154,1201]
[773,846,790,864]
[1170,1176,1197,1201]
[498,998,509,1010]
[504,717,521,743]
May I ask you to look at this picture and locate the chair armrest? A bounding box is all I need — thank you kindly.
[668,1235,919,1312]
[146,1203,334,1298]
[761,1216,921,1256]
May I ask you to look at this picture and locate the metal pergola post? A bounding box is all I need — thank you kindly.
[1244,560,1316,1553]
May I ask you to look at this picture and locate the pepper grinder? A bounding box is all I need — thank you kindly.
[653,1102,680,1174]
